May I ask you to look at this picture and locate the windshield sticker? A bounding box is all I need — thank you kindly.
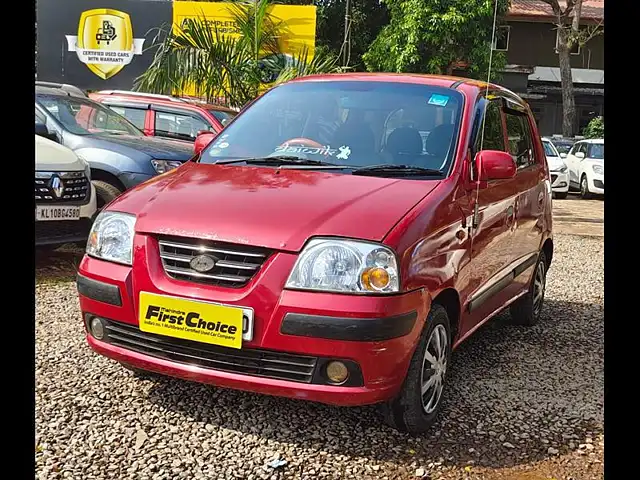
[274,143,337,156]
[210,148,221,154]
[217,142,229,149]
[428,94,450,107]
[336,146,351,160]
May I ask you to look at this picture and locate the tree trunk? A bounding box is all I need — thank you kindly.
[556,27,576,137]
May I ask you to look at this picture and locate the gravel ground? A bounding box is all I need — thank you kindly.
[35,233,604,480]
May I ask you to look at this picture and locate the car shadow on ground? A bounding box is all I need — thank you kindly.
[35,246,84,283]
[143,297,604,470]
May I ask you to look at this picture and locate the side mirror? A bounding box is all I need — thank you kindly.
[475,150,517,182]
[35,122,57,142]
[559,152,567,159]
[194,131,216,155]
[575,151,585,159]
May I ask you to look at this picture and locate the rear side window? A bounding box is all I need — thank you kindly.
[505,112,535,168]
[209,110,236,126]
[155,111,213,140]
[109,106,147,130]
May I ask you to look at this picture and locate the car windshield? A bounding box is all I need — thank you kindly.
[553,142,573,154]
[36,94,142,136]
[542,140,558,157]
[200,81,463,175]
[208,109,237,126]
[588,143,604,159]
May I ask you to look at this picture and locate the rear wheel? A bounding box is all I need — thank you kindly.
[580,175,592,199]
[510,251,547,326]
[380,304,451,434]
[93,180,123,210]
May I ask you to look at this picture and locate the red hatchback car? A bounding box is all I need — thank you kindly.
[77,74,553,433]
[89,90,238,142]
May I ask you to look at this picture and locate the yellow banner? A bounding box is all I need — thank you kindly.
[172,2,316,59]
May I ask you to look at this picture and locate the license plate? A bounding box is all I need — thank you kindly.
[138,292,253,349]
[35,205,81,221]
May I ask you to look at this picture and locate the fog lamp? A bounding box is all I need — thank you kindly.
[90,317,105,340]
[326,361,349,384]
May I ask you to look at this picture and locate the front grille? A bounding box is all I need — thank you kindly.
[103,319,317,383]
[550,174,558,183]
[35,171,90,204]
[158,236,271,288]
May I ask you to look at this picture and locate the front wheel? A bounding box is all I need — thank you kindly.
[380,304,451,434]
[580,175,592,199]
[93,180,124,210]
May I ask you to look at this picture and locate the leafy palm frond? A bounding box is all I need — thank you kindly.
[134,0,341,108]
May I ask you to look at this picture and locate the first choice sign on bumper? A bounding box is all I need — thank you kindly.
[138,292,244,349]
[65,8,145,80]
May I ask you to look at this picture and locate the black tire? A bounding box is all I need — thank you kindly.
[93,180,123,210]
[509,251,547,326]
[380,304,451,434]
[554,192,568,200]
[580,175,592,199]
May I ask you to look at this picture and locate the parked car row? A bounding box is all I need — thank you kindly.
[73,73,555,434]
[541,135,604,200]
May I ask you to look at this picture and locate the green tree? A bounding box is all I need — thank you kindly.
[135,0,341,107]
[541,0,603,136]
[583,116,603,139]
[363,0,510,80]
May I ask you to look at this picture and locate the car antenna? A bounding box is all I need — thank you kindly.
[472,0,500,231]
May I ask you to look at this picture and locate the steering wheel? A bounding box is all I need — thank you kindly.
[280,138,324,149]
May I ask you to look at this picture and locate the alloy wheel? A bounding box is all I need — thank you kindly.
[532,261,546,317]
[420,324,448,414]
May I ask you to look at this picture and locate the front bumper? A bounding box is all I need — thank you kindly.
[77,237,429,406]
[589,173,604,195]
[549,171,569,193]
[35,184,97,246]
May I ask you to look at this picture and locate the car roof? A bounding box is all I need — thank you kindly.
[573,138,604,144]
[285,72,520,97]
[91,90,237,113]
[35,82,87,98]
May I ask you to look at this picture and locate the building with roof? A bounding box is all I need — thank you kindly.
[497,0,604,136]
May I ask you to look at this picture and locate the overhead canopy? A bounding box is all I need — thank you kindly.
[528,67,604,85]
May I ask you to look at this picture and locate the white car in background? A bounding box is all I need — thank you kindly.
[565,139,604,199]
[35,134,97,248]
[542,137,569,199]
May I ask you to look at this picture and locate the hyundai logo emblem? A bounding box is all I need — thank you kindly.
[190,254,217,273]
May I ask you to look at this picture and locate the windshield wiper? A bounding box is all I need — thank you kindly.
[216,155,344,168]
[351,164,444,177]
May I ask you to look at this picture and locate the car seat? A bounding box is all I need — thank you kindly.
[425,123,455,164]
[385,127,423,164]
[331,121,376,160]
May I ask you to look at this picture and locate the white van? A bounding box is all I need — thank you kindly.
[35,134,97,247]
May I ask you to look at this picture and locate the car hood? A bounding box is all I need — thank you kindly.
[83,134,193,161]
[35,135,86,171]
[111,163,439,252]
[546,155,566,171]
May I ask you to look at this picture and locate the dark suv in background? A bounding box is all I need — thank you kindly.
[35,83,194,208]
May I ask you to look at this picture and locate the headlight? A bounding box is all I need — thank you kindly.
[86,211,136,265]
[592,165,603,175]
[550,162,567,173]
[285,238,400,294]
[151,159,183,174]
